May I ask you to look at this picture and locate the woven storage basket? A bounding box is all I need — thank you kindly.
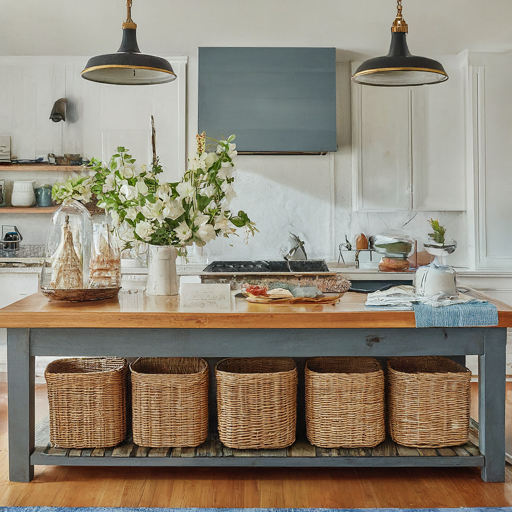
[130,357,209,448]
[45,357,128,449]
[387,356,471,448]
[216,357,298,450]
[305,357,385,448]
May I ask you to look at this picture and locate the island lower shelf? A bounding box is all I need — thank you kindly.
[31,418,483,468]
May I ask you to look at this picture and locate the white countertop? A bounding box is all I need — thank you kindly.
[1,261,512,279]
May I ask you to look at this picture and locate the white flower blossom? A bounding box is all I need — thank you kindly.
[119,164,135,179]
[125,207,138,221]
[204,152,218,168]
[221,181,237,203]
[177,180,195,199]
[136,180,148,195]
[163,199,185,220]
[118,222,135,242]
[188,152,208,172]
[215,216,236,236]
[196,223,216,246]
[228,143,237,158]
[103,173,116,193]
[135,221,154,241]
[201,184,215,198]
[141,200,165,223]
[120,183,138,201]
[176,221,192,242]
[194,214,210,226]
[217,162,234,180]
[156,183,171,201]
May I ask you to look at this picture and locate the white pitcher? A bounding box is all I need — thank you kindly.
[11,180,36,207]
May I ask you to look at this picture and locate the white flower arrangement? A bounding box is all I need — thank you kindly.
[85,132,256,251]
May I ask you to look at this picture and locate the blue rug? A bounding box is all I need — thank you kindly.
[1,508,511,512]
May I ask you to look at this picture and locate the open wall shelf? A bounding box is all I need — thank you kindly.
[0,165,82,172]
[0,206,58,214]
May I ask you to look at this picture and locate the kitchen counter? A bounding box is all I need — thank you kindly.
[2,259,512,279]
[0,289,510,483]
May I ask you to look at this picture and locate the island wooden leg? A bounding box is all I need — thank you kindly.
[479,328,507,482]
[7,328,35,482]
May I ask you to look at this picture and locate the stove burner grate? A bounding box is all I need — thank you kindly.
[202,260,330,273]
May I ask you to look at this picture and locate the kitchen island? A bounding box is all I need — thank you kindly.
[0,290,511,483]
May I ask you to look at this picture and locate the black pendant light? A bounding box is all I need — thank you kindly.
[352,0,448,87]
[81,0,176,86]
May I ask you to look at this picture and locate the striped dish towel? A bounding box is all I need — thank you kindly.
[413,300,499,328]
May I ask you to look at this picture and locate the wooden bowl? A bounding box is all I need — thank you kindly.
[41,287,121,302]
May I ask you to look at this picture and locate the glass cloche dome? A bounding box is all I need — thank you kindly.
[41,201,92,291]
[41,201,121,300]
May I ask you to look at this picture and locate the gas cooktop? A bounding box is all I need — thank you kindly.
[202,260,331,273]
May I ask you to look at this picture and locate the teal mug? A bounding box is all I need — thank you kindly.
[34,186,53,207]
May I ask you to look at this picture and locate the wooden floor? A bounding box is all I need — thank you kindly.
[1,381,512,508]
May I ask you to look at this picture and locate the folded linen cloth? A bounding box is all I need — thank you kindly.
[413,300,499,328]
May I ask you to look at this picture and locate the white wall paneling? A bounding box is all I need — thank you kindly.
[0,56,187,182]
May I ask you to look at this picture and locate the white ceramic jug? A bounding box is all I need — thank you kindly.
[11,181,36,207]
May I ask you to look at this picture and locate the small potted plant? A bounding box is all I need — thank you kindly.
[423,219,457,263]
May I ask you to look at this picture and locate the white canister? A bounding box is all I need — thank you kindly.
[11,181,36,207]
[416,264,457,298]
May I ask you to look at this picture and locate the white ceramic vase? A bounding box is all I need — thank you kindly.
[11,180,35,207]
[146,245,179,296]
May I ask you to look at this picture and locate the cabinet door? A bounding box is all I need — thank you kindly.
[0,273,40,345]
[352,83,412,211]
[470,52,512,269]
[412,55,466,211]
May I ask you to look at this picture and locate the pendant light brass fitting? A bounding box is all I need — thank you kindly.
[391,0,408,32]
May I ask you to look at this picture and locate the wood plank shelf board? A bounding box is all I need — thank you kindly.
[0,207,57,214]
[31,430,483,468]
[0,165,82,172]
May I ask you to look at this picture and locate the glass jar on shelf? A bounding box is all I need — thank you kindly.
[374,232,415,272]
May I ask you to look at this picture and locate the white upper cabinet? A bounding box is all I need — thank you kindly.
[469,51,512,269]
[351,54,467,212]
[352,85,411,211]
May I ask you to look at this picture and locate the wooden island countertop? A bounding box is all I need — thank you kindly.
[1,290,512,329]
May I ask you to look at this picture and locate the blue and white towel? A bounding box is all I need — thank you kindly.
[413,300,499,328]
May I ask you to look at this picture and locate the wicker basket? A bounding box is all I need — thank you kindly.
[216,357,298,450]
[130,357,209,448]
[45,358,128,449]
[305,357,385,448]
[387,356,471,448]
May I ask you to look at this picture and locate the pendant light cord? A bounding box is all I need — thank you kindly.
[126,0,133,23]
[122,0,137,29]
[397,0,402,18]
[392,0,408,33]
